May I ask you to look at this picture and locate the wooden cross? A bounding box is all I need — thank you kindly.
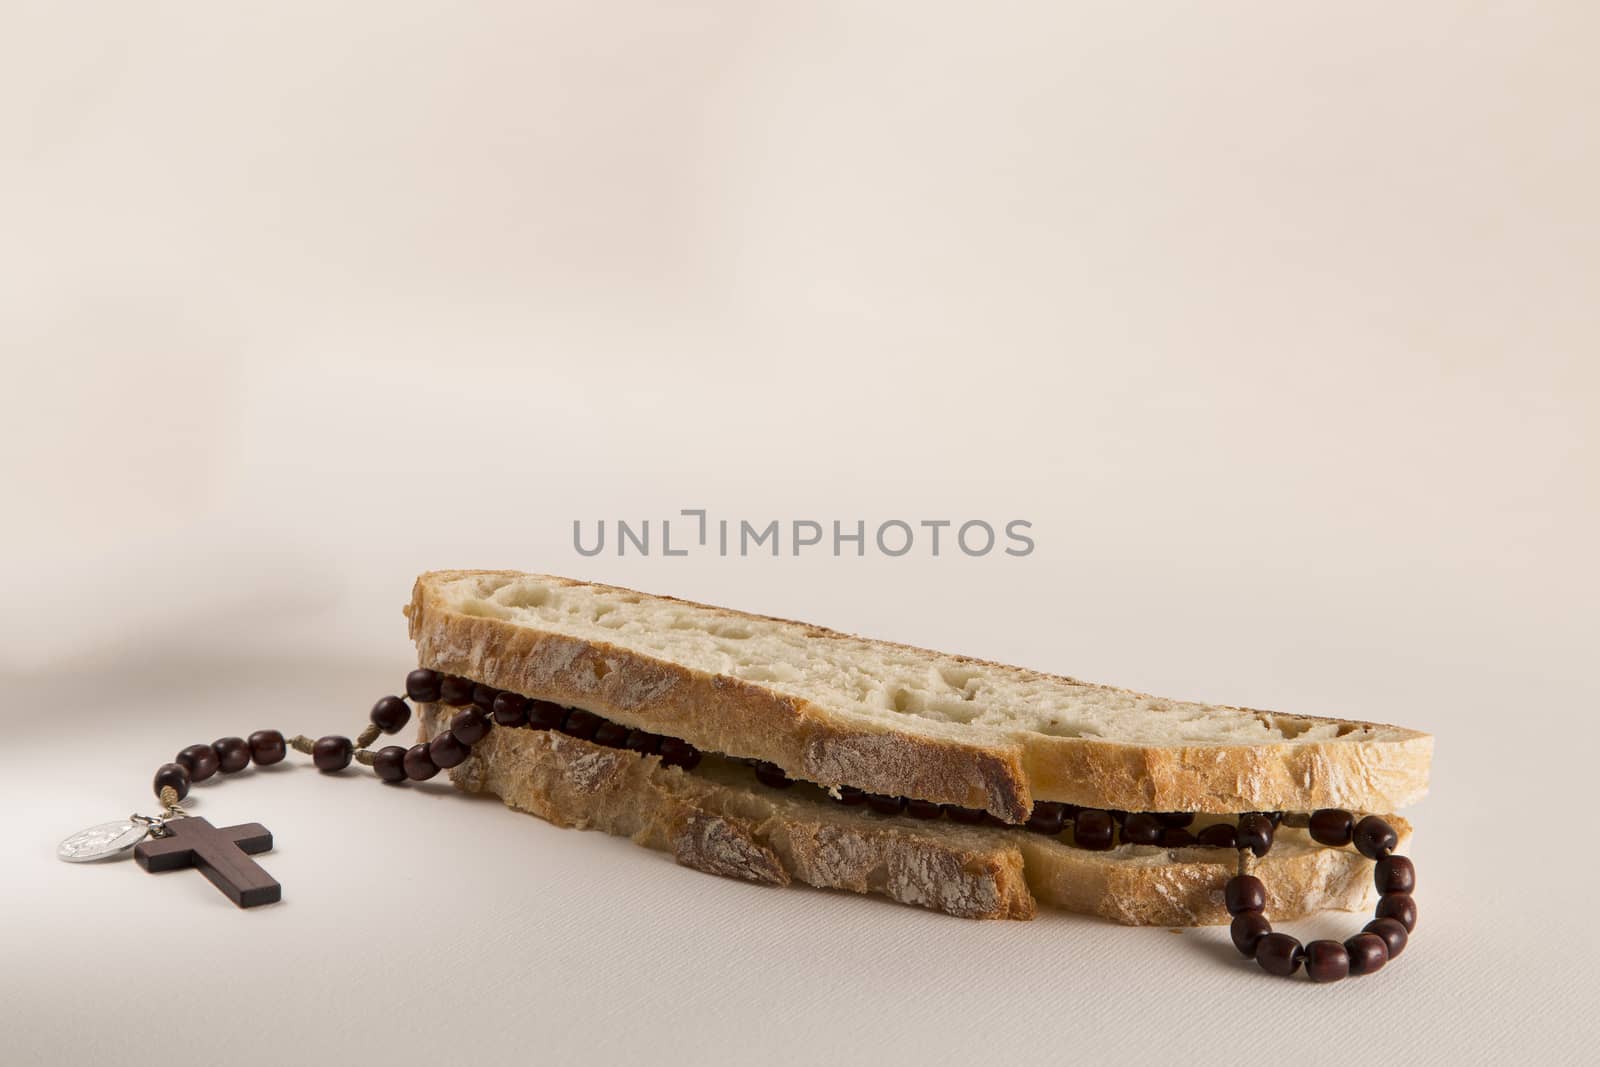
[134,817,281,908]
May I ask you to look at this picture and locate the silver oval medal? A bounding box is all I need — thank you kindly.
[58,820,150,863]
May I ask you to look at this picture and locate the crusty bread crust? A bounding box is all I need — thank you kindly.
[406,571,1432,818]
[419,706,1402,925]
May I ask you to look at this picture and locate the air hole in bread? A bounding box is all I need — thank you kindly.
[710,623,753,640]
[495,583,553,609]
[458,598,514,621]
[591,658,614,683]
[938,666,980,699]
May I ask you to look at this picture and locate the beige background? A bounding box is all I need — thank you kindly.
[3,3,1597,1064]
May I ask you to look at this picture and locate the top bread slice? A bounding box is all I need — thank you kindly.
[405,571,1432,822]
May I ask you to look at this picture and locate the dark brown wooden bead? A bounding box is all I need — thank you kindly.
[1158,827,1195,848]
[1309,808,1354,847]
[754,761,794,788]
[492,691,529,727]
[1225,874,1267,916]
[1230,912,1272,957]
[657,737,701,770]
[1375,855,1415,895]
[527,700,567,730]
[439,675,475,706]
[248,730,286,766]
[592,721,629,747]
[312,735,353,772]
[1376,892,1417,932]
[906,799,943,819]
[153,763,191,800]
[472,684,499,712]
[1255,932,1304,976]
[405,668,442,703]
[560,709,599,740]
[1364,917,1408,959]
[1237,813,1274,857]
[450,707,491,746]
[429,731,470,769]
[1026,802,1067,835]
[943,804,987,824]
[1121,813,1162,845]
[1074,810,1115,851]
[213,737,251,773]
[1196,823,1238,849]
[624,730,660,755]
[369,696,411,734]
[1354,815,1398,860]
[1155,813,1195,828]
[1305,940,1350,983]
[403,743,438,781]
[1345,932,1389,975]
[867,793,906,815]
[176,743,220,783]
[373,746,408,783]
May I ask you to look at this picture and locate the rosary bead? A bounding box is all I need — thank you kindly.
[450,707,492,746]
[439,675,475,706]
[1304,940,1350,983]
[943,804,987,823]
[1225,874,1267,916]
[1158,827,1195,848]
[373,746,408,783]
[1364,917,1408,959]
[1375,855,1416,895]
[755,761,795,788]
[1308,808,1354,847]
[369,696,411,734]
[525,700,565,730]
[1353,815,1398,859]
[906,799,943,819]
[213,736,251,774]
[1255,932,1304,977]
[592,721,629,747]
[624,730,660,755]
[1237,813,1274,857]
[1376,893,1418,933]
[405,668,443,703]
[492,691,529,727]
[1345,932,1389,975]
[429,731,471,769]
[248,730,286,766]
[1155,813,1195,828]
[1074,810,1115,851]
[403,743,439,781]
[657,737,702,770]
[1026,802,1067,835]
[560,709,600,740]
[867,793,906,815]
[176,743,220,783]
[472,684,499,712]
[1196,823,1238,849]
[153,763,191,801]
[1121,813,1162,845]
[1230,911,1272,957]
[313,735,353,772]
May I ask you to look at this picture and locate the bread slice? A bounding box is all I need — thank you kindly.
[406,571,1432,821]
[419,704,1401,924]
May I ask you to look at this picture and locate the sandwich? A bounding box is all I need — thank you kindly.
[395,570,1430,976]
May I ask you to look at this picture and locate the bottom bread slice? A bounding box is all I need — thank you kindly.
[419,706,1399,924]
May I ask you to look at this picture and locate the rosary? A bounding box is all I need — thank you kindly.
[59,669,1417,981]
